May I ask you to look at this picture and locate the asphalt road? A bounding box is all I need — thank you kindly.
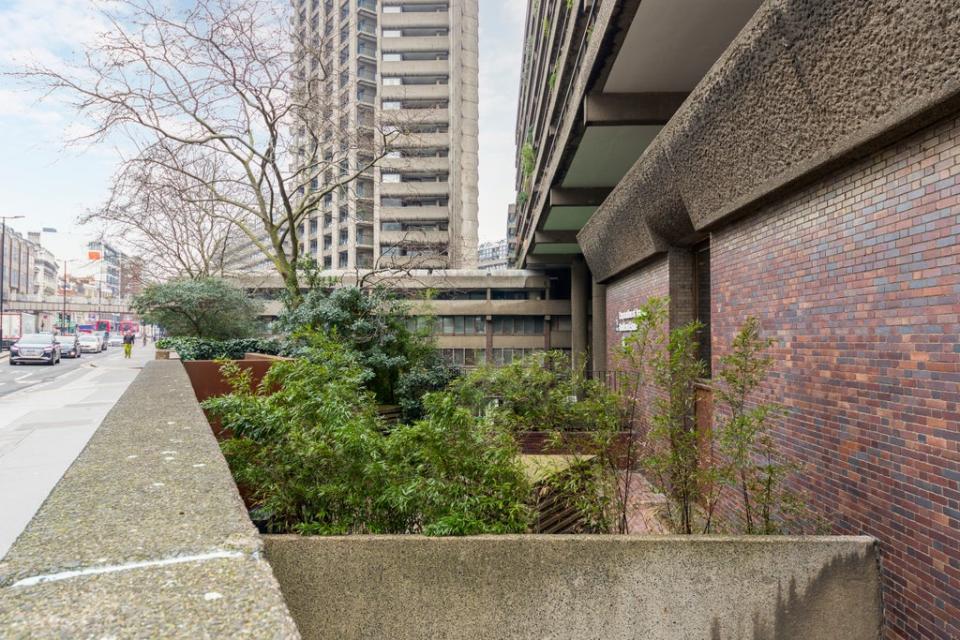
[0,346,125,398]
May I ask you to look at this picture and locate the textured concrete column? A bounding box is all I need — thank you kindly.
[544,315,552,350]
[485,315,494,364]
[571,257,589,371]
[591,280,607,374]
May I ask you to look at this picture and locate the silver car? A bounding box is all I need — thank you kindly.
[78,334,102,354]
[10,333,61,366]
[55,334,82,358]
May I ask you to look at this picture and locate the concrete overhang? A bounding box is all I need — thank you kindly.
[521,0,761,266]
[578,0,960,283]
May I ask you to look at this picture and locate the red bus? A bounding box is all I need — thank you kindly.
[119,320,139,334]
[95,320,113,333]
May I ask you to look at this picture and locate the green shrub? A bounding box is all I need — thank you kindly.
[133,277,262,339]
[202,332,530,536]
[450,351,620,434]
[155,337,284,361]
[275,284,452,407]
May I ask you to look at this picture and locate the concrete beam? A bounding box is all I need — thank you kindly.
[523,254,577,266]
[584,92,688,127]
[534,230,580,244]
[549,187,611,208]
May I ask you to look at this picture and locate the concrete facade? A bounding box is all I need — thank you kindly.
[265,534,882,640]
[238,269,573,367]
[524,1,960,638]
[293,0,479,271]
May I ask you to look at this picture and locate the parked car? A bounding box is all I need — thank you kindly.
[55,334,82,359]
[78,334,102,354]
[94,331,109,351]
[10,333,61,366]
[107,334,124,348]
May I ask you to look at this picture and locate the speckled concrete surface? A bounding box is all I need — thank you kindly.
[0,361,299,638]
[265,534,882,640]
[579,0,960,282]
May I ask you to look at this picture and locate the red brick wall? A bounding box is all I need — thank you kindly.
[605,255,669,367]
[709,114,960,639]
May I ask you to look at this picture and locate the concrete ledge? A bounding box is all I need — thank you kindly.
[579,0,960,282]
[265,534,883,640]
[0,361,299,638]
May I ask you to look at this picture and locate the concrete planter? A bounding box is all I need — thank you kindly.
[263,534,882,640]
[155,349,170,359]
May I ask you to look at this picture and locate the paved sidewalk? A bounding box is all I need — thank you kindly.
[0,346,155,558]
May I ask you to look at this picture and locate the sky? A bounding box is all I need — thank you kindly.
[0,0,526,265]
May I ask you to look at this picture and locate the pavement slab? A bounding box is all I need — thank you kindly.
[0,359,299,638]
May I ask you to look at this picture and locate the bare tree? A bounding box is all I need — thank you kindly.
[83,145,238,281]
[15,0,398,304]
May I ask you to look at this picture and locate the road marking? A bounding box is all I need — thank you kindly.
[14,374,33,382]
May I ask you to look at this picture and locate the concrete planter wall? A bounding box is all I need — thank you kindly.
[264,534,882,640]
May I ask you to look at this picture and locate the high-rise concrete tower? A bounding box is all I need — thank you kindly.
[292,0,479,271]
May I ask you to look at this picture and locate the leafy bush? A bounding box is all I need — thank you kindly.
[275,284,452,407]
[449,351,620,434]
[155,337,284,361]
[202,332,530,536]
[133,277,262,339]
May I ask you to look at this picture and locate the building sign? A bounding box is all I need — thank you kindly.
[616,308,645,333]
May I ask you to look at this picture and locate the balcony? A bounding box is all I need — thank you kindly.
[381,83,448,101]
[379,205,449,221]
[381,36,449,54]
[379,180,449,198]
[380,156,449,172]
[381,107,449,125]
[388,132,449,148]
[380,229,448,245]
[380,59,449,77]
[381,11,449,30]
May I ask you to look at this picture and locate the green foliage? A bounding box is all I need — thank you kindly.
[203,333,530,536]
[274,284,448,406]
[542,16,551,37]
[450,351,619,434]
[645,320,706,534]
[133,277,261,339]
[516,190,529,208]
[616,302,811,535]
[155,337,283,361]
[520,142,536,178]
[547,68,557,90]
[384,393,532,536]
[715,317,806,534]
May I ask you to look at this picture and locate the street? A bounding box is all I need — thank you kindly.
[0,342,154,557]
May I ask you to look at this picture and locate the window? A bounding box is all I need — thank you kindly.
[493,316,544,336]
[693,241,711,376]
[338,252,348,268]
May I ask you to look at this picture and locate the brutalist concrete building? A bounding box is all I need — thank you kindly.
[292,0,479,271]
[514,0,960,638]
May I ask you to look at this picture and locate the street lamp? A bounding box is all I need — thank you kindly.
[61,259,74,333]
[0,215,26,352]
